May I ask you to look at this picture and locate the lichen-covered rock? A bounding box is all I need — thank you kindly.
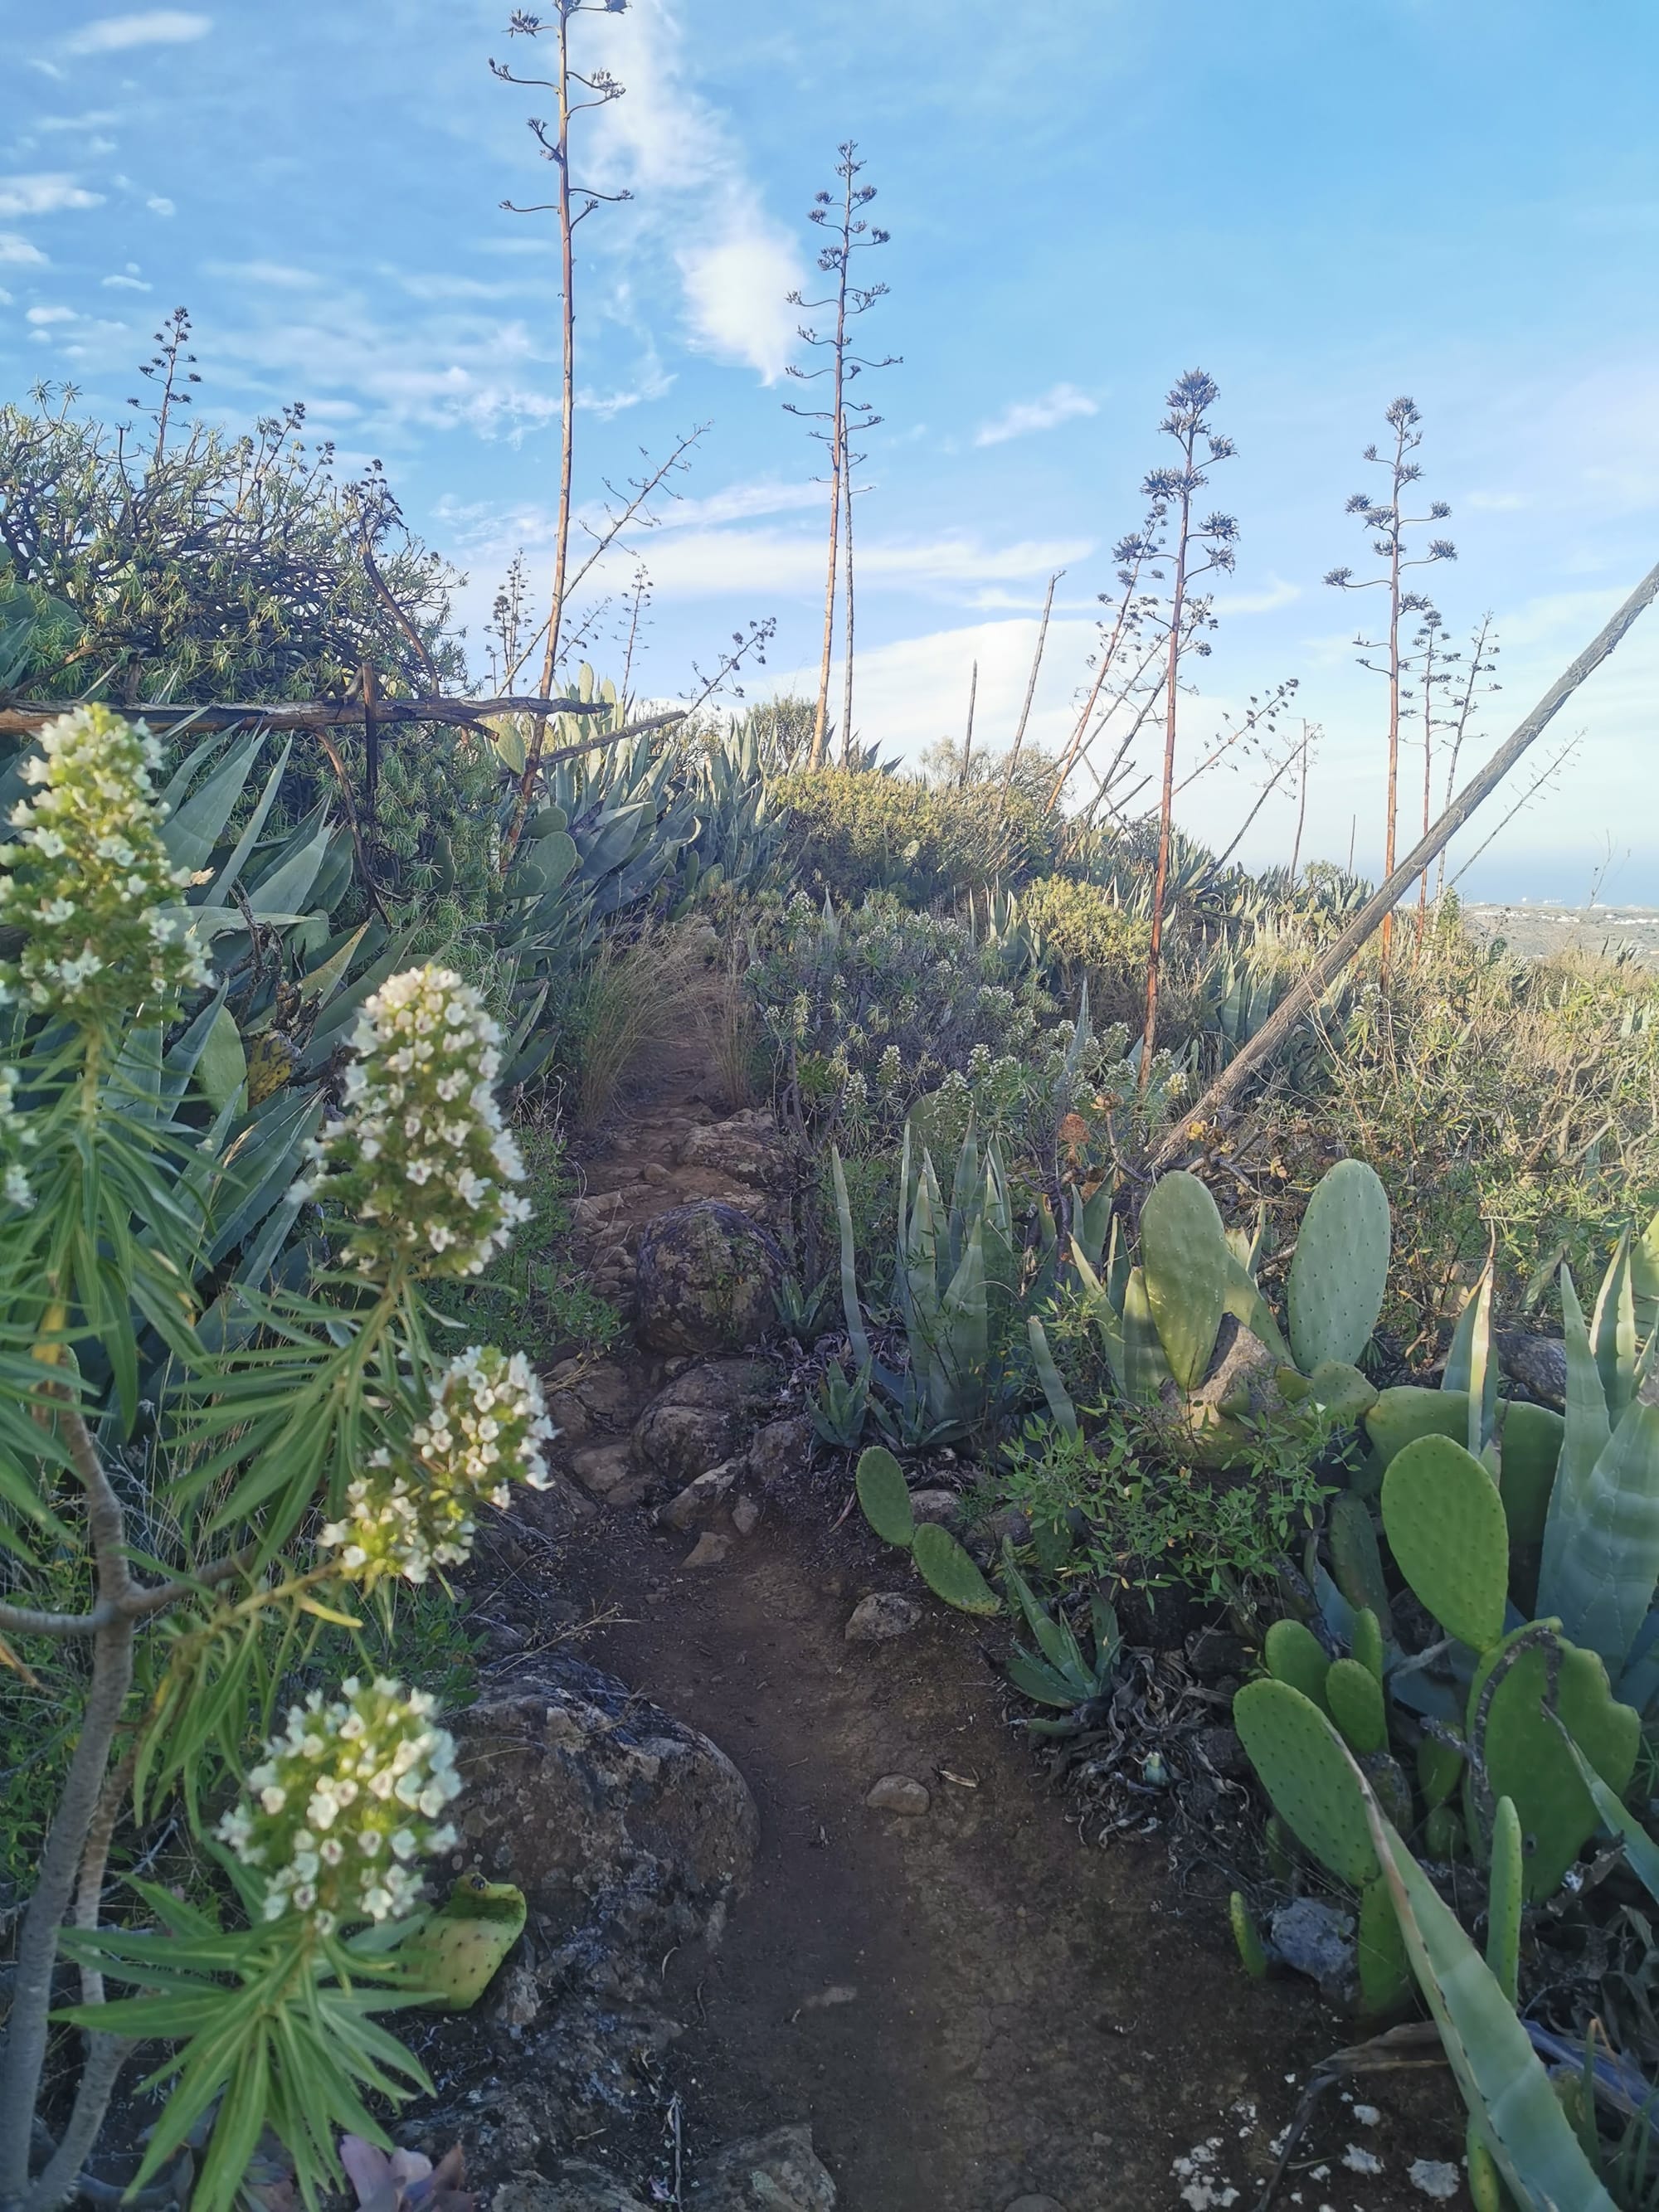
[747,1413,815,1488]
[675,1110,790,1192]
[630,1358,772,1488]
[452,1653,758,1988]
[696,2126,837,2210]
[494,2168,649,2212]
[635,1201,785,1357]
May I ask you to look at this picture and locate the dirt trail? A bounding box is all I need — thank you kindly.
[533,1072,1463,2212]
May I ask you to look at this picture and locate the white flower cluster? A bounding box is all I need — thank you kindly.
[0,1065,36,1213]
[0,706,210,1027]
[216,1675,460,1934]
[302,965,531,1279]
[320,1344,555,1584]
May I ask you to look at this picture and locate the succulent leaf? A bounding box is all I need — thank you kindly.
[1381,1434,1510,1655]
[1287,1158,1391,1373]
[1140,1170,1230,1392]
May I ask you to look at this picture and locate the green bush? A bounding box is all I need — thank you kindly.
[775,766,1053,906]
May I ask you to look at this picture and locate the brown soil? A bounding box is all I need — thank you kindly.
[500,1062,1467,2210]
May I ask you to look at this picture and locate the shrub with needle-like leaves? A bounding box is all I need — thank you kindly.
[0,710,554,2212]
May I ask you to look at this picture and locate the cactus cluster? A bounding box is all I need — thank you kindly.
[1038,1156,1389,1467]
[853,1446,1000,1614]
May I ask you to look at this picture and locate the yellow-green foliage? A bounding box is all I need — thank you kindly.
[1018,876,1152,976]
[775,767,1051,905]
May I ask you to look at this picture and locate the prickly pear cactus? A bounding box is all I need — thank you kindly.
[912,1521,1000,1614]
[1287,1158,1392,1373]
[1423,1804,1466,1860]
[1381,1433,1510,1654]
[1486,1796,1522,2004]
[856,1446,916,1551]
[1350,1607,1385,1685]
[1326,1656,1386,1756]
[1121,1265,1174,1404]
[1364,1384,1468,1470]
[1470,1628,1640,1902]
[1140,1170,1230,1391]
[1416,1734,1464,1809]
[1233,1678,1375,1888]
[1264,1617,1331,1709]
[1357,1872,1412,2015]
[1305,1359,1379,1426]
[1230,1891,1268,1980]
[413,1874,527,2010]
[1328,1491,1390,1625]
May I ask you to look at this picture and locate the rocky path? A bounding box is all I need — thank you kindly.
[437,1082,1467,2212]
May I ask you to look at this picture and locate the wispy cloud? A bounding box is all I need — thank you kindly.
[36,110,121,131]
[0,174,105,216]
[0,231,48,264]
[102,271,151,289]
[26,304,77,324]
[62,12,212,56]
[975,382,1098,447]
[145,193,175,215]
[565,0,805,380]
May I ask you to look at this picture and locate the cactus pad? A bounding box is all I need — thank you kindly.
[1423,1804,1467,1860]
[1287,1158,1392,1373]
[1357,1872,1412,2015]
[1263,1617,1331,1709]
[1496,1400,1565,1551]
[1140,1171,1230,1390]
[1326,1656,1387,1754]
[1121,1265,1174,1403]
[1233,1677,1376,1887]
[1363,1384,1468,1469]
[856,1446,916,1551]
[912,1522,1000,1614]
[1486,1796,1522,2003]
[1350,1607,1385,1685]
[1306,1360,1380,1426]
[1417,1734,1464,1810]
[1381,1433,1510,1653]
[1328,1492,1390,1626]
[1229,1891,1268,1980]
[1473,1630,1640,1902]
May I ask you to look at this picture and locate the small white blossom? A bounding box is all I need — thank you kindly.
[319,1344,555,1584]
[0,706,210,1027]
[304,965,531,1280]
[215,1676,460,1931]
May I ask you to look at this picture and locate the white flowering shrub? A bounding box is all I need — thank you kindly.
[304,964,531,1277]
[217,1678,461,1932]
[0,715,554,2212]
[0,702,209,1025]
[320,1345,554,1584]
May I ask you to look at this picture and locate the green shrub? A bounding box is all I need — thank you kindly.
[1017,875,1152,973]
[775,766,1053,906]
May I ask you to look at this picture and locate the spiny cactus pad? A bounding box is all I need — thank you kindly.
[1328,1491,1390,1626]
[1326,1656,1387,1755]
[1233,1677,1376,1887]
[1287,1158,1392,1373]
[1306,1360,1379,1426]
[912,1522,1000,1614]
[1472,1630,1640,1902]
[1263,1617,1331,1709]
[1140,1171,1230,1391]
[1364,1385,1468,1469]
[1417,1734,1465,1810]
[1357,1872,1412,2015]
[1350,1607,1385,1685]
[856,1446,916,1551]
[1495,1400,1565,1551]
[1423,1804,1467,1860]
[1229,1891,1268,1980]
[1486,1796,1522,2004]
[1381,1433,1510,1654]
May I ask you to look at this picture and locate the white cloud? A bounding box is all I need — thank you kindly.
[145,193,175,215]
[0,231,47,264]
[102,271,150,289]
[63,12,212,56]
[975,382,1098,447]
[25,304,76,323]
[0,289,11,306]
[207,259,320,288]
[0,174,104,216]
[37,109,121,131]
[1213,575,1301,617]
[569,0,806,378]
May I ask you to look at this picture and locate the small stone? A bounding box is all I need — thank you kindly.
[491,1958,542,2029]
[1407,2161,1460,2202]
[865,1773,930,1815]
[569,1441,649,1505]
[683,1532,732,1569]
[640,1160,672,1186]
[660,1461,740,1531]
[1270,1897,1356,2002]
[732,1495,761,1536]
[800,1982,859,2010]
[844,1592,922,1642]
[909,1488,964,1529]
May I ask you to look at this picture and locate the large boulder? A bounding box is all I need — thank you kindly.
[630,1358,773,1489]
[450,1654,758,1981]
[635,1202,785,1357]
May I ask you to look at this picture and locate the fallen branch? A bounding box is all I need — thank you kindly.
[1151,554,1659,1165]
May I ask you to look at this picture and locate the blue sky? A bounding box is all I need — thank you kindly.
[3,1,1658,897]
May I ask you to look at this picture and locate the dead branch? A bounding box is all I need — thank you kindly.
[1151,553,1659,1164]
